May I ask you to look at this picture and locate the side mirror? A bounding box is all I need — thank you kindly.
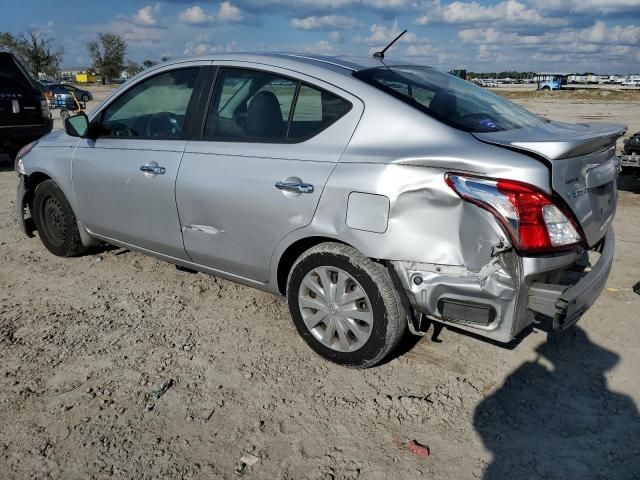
[64,112,89,138]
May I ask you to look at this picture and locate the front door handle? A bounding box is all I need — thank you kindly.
[275,181,314,194]
[140,164,166,175]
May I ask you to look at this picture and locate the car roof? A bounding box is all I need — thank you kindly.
[162,53,416,74]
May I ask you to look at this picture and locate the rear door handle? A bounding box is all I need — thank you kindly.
[140,164,166,175]
[275,181,314,194]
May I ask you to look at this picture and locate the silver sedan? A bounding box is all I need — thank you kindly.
[16,54,624,367]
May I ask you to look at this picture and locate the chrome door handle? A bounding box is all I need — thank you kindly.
[140,164,166,175]
[275,181,314,194]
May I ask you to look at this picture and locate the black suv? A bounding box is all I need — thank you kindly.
[0,52,53,162]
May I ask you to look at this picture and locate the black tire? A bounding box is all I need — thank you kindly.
[32,179,88,257]
[541,86,551,91]
[287,242,408,368]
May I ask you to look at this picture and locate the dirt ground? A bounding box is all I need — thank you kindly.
[1,89,639,479]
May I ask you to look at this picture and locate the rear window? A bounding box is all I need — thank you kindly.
[354,66,546,133]
[0,55,32,90]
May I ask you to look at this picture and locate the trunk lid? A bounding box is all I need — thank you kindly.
[473,121,627,247]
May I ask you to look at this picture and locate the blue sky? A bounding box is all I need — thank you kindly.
[2,0,640,73]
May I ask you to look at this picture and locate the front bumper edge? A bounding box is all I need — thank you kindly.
[16,175,35,238]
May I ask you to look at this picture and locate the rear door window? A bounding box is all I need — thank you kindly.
[204,67,351,143]
[288,84,352,141]
[205,68,297,143]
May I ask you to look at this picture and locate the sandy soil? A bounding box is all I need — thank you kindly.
[0,91,639,479]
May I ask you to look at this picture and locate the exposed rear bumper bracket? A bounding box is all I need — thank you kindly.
[527,229,614,331]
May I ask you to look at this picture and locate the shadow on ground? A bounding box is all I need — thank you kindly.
[474,327,640,479]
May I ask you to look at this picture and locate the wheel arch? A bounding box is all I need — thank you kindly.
[22,172,98,248]
[276,236,351,295]
[22,171,52,212]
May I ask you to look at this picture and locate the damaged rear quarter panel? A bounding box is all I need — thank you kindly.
[309,162,506,268]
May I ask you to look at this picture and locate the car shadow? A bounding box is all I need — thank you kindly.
[473,327,640,479]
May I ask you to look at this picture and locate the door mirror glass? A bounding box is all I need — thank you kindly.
[64,112,89,137]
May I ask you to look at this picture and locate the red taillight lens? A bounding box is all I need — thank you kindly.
[496,179,551,250]
[446,174,582,253]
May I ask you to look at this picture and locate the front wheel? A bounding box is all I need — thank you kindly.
[32,179,88,257]
[287,242,408,368]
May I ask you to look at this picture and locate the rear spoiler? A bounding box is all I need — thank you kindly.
[473,121,627,160]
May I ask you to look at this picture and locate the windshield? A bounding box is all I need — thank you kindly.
[354,66,546,133]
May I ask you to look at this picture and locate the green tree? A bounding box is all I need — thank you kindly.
[142,59,156,69]
[124,60,141,78]
[0,30,63,78]
[87,33,127,83]
[0,32,18,51]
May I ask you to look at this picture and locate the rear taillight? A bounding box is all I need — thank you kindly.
[445,174,582,253]
[40,95,50,118]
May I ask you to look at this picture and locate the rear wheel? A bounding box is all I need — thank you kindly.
[287,242,408,368]
[32,179,88,257]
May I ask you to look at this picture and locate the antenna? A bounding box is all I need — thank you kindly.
[373,29,407,59]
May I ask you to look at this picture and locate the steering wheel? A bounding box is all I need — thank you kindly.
[109,122,134,137]
[146,112,181,138]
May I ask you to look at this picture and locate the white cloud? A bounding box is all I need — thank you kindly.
[405,44,437,57]
[178,6,215,25]
[459,21,640,47]
[417,0,568,27]
[183,40,239,56]
[365,19,423,44]
[328,31,343,42]
[218,2,245,22]
[532,0,640,15]
[130,5,160,27]
[97,5,166,44]
[305,39,336,53]
[232,0,414,12]
[455,17,640,72]
[291,15,360,30]
[178,3,246,25]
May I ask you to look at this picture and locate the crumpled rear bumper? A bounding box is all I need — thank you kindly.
[392,228,614,342]
[528,229,614,330]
